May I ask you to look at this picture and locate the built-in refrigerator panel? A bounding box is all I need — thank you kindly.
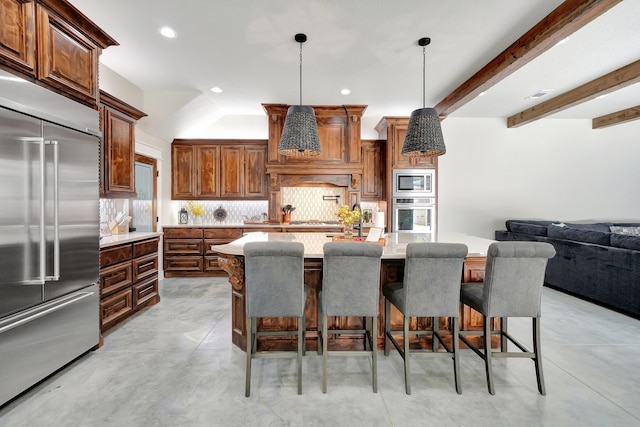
[42,120,99,301]
[0,107,45,317]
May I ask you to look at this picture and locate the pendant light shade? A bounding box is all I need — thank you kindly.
[278,33,321,157]
[402,37,446,157]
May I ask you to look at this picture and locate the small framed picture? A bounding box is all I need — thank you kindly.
[363,209,373,224]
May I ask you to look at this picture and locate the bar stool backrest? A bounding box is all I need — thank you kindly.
[403,243,468,317]
[244,241,305,318]
[322,242,383,317]
[482,242,556,317]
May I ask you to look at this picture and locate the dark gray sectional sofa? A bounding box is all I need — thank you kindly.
[495,220,640,318]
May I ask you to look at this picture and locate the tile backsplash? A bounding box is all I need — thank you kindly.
[280,186,379,223]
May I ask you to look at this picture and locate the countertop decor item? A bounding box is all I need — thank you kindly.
[187,201,205,224]
[336,204,361,239]
[277,33,321,157]
[402,37,446,158]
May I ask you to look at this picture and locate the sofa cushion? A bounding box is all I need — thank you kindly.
[547,226,611,246]
[610,226,640,235]
[563,222,613,233]
[610,234,640,251]
[505,220,555,236]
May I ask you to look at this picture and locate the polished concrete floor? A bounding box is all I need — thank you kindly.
[1,276,639,427]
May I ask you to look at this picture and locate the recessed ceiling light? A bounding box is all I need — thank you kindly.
[555,36,570,47]
[524,89,554,100]
[477,91,487,97]
[340,88,351,95]
[159,26,176,38]
[210,87,223,93]
[594,94,607,100]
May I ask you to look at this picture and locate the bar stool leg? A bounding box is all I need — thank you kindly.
[372,316,378,393]
[245,317,252,397]
[452,316,462,394]
[533,317,546,395]
[483,315,495,395]
[384,299,391,356]
[322,314,328,393]
[403,316,411,395]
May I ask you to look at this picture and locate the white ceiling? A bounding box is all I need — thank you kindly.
[69,0,640,141]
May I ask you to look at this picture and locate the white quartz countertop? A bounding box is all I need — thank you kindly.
[163,223,345,228]
[211,232,495,259]
[100,231,163,248]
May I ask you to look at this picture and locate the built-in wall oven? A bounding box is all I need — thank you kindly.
[392,197,436,233]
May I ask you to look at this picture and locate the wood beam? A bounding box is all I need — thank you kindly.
[508,59,640,127]
[593,105,640,129]
[434,0,622,118]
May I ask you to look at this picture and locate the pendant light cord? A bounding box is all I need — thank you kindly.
[299,41,303,106]
[422,44,426,109]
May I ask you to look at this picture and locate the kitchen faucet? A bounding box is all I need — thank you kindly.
[352,203,363,237]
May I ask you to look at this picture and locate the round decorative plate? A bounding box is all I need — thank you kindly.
[213,205,227,222]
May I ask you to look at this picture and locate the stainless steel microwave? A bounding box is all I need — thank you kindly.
[392,169,436,197]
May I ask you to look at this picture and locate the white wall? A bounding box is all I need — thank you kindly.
[437,117,640,239]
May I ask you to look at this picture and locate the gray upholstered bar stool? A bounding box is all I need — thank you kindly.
[459,241,556,395]
[243,241,306,397]
[318,241,383,393]
[383,242,468,395]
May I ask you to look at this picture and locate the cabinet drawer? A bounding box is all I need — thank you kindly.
[204,255,224,272]
[203,228,242,239]
[204,239,236,255]
[133,252,158,283]
[133,275,158,310]
[164,239,202,255]
[100,244,132,268]
[100,260,133,296]
[163,227,203,239]
[100,288,132,328]
[133,237,159,257]
[164,255,204,272]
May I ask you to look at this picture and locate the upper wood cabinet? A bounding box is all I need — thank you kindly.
[171,140,267,200]
[100,90,147,198]
[361,140,384,201]
[0,0,117,108]
[376,117,437,169]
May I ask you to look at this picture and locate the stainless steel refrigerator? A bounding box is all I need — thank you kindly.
[0,70,100,406]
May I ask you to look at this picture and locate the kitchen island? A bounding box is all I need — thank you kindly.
[212,232,494,351]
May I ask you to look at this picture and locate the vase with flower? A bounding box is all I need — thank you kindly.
[336,204,361,239]
[186,201,205,224]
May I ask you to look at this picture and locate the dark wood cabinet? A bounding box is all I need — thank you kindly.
[99,90,147,198]
[99,236,160,333]
[164,227,243,277]
[376,117,437,170]
[0,0,117,107]
[361,140,384,200]
[171,141,267,200]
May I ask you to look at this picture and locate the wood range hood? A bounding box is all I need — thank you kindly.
[263,104,368,222]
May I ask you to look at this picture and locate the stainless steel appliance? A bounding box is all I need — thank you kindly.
[0,70,100,406]
[392,169,436,198]
[392,197,436,233]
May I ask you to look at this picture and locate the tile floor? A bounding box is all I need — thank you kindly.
[1,277,639,427]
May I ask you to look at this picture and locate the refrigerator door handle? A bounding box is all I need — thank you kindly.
[45,140,60,281]
[0,291,95,335]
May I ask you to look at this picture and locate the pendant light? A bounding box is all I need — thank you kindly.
[401,37,446,157]
[278,33,321,157]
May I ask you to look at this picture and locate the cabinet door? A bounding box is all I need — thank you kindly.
[172,145,196,198]
[0,0,36,76]
[195,145,220,198]
[390,124,437,169]
[36,4,99,107]
[361,141,383,200]
[220,146,243,198]
[244,145,267,198]
[103,107,136,196]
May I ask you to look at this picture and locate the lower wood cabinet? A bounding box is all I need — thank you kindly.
[164,227,242,277]
[99,237,160,332]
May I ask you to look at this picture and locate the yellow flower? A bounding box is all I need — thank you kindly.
[186,201,204,217]
[336,204,361,225]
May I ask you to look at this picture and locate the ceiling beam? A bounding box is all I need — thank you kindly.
[593,105,640,129]
[508,59,640,127]
[434,0,622,118]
